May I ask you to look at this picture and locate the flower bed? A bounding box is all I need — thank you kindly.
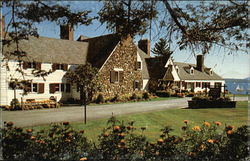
[2,99,59,111]
[1,118,249,161]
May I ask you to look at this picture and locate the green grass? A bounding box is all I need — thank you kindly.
[29,101,248,142]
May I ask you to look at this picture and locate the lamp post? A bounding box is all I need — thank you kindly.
[83,85,88,124]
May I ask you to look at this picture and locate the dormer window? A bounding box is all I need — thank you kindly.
[175,65,179,73]
[210,70,213,75]
[190,67,194,75]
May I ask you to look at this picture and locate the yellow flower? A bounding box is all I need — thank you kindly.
[192,126,201,131]
[80,157,87,161]
[183,120,189,124]
[214,121,222,126]
[207,139,214,143]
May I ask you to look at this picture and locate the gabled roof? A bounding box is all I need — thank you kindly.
[174,62,223,80]
[137,47,150,79]
[145,57,169,80]
[3,36,89,64]
[79,34,121,68]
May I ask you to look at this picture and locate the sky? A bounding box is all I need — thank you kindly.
[2,1,249,79]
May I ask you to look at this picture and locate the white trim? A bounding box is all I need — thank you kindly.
[99,41,121,72]
[114,68,124,71]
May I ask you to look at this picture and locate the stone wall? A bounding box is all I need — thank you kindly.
[98,37,142,98]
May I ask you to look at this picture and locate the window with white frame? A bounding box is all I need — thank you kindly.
[190,67,194,75]
[110,69,124,83]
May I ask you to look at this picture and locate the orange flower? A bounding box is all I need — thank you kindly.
[207,139,214,143]
[30,136,36,140]
[183,120,189,124]
[192,126,201,131]
[80,157,87,161]
[103,133,109,137]
[113,125,120,131]
[26,129,33,133]
[227,130,233,135]
[226,125,234,130]
[157,139,164,144]
[203,122,210,127]
[214,121,222,126]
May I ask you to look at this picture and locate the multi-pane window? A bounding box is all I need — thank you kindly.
[32,83,38,92]
[27,83,44,93]
[136,62,142,70]
[134,80,141,90]
[196,82,201,88]
[52,64,68,71]
[202,82,210,88]
[49,83,71,93]
[110,71,124,83]
[23,62,41,70]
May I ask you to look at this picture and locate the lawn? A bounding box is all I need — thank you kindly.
[30,101,248,142]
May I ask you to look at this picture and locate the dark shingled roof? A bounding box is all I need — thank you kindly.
[137,47,150,79]
[174,62,223,80]
[145,57,168,80]
[80,34,121,68]
[4,36,89,64]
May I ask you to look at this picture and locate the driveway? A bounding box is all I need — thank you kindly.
[1,96,248,127]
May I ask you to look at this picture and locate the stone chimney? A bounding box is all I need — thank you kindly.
[1,16,5,40]
[197,55,204,72]
[138,39,150,56]
[60,24,73,40]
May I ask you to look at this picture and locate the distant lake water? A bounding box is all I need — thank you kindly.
[225,79,249,95]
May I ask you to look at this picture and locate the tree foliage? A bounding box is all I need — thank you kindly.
[161,0,249,54]
[98,0,157,37]
[65,63,100,104]
[2,0,94,77]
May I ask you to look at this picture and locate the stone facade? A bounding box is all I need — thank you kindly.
[98,37,143,98]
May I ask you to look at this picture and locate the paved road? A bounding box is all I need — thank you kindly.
[1,96,248,127]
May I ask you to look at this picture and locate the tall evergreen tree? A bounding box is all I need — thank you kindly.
[152,38,173,60]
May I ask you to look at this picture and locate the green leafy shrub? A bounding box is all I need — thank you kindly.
[96,94,105,104]
[10,98,21,110]
[110,94,120,102]
[2,122,91,161]
[1,119,249,161]
[142,92,150,100]
[155,90,171,97]
[130,93,138,100]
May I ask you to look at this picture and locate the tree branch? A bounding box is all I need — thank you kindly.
[162,0,187,35]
